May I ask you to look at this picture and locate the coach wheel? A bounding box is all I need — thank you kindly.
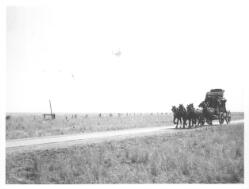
[225,111,231,124]
[219,113,224,125]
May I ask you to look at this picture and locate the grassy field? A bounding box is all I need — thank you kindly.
[6,112,244,140]
[231,112,244,121]
[6,113,172,140]
[6,123,244,184]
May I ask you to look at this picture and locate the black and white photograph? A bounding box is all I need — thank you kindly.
[1,0,248,186]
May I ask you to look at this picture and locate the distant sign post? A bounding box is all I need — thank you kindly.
[43,100,56,119]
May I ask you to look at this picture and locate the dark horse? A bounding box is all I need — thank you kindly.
[195,108,205,126]
[178,104,187,129]
[186,103,196,128]
[186,103,205,127]
[171,105,182,128]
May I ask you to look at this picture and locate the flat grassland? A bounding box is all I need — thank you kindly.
[6,112,244,140]
[6,123,244,184]
[6,113,172,140]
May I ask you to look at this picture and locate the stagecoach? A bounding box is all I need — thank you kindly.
[199,89,231,125]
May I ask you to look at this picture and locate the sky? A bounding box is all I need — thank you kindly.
[6,1,247,113]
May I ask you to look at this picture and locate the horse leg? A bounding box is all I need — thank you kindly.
[177,118,180,128]
[193,118,197,128]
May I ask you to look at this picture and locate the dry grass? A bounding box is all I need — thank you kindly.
[6,113,172,140]
[6,123,244,184]
[6,112,243,140]
[231,112,244,121]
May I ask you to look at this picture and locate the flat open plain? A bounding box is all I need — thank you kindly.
[6,117,244,184]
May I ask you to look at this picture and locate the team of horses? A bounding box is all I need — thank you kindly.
[171,102,216,129]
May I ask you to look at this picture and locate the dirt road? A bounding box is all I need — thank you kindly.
[6,119,244,153]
